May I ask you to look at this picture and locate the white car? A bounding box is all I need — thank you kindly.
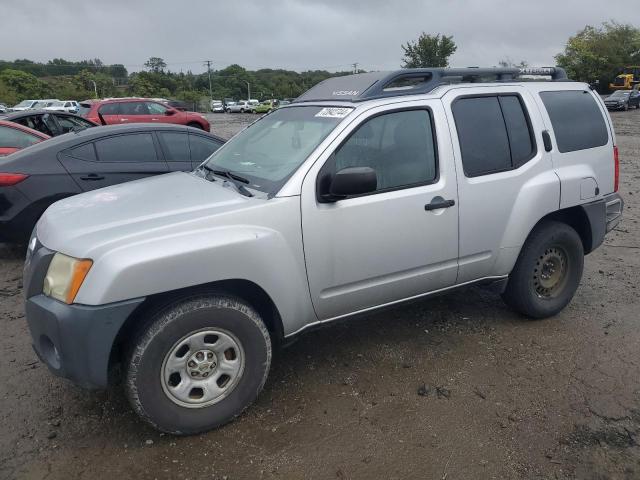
[227,100,260,113]
[211,100,224,113]
[11,100,41,111]
[44,100,79,113]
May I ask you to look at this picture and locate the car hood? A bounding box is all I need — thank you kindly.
[37,171,262,258]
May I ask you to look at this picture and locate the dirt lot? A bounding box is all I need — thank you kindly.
[1,110,639,480]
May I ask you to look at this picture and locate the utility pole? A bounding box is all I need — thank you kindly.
[204,60,213,105]
[90,80,98,99]
[244,81,251,101]
[352,62,359,74]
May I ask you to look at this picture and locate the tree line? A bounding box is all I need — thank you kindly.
[1,20,638,108]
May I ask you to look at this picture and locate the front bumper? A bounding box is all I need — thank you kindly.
[25,295,144,389]
[23,241,144,389]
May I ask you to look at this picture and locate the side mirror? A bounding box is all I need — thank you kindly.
[165,109,176,115]
[325,166,377,201]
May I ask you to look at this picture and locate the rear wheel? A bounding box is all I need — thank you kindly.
[501,220,584,319]
[125,295,272,435]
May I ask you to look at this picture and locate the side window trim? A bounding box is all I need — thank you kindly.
[451,92,537,178]
[316,106,440,202]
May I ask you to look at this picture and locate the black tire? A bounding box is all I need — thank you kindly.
[125,295,272,435]
[187,122,203,130]
[501,220,584,319]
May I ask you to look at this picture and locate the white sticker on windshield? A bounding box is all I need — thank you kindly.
[315,107,352,118]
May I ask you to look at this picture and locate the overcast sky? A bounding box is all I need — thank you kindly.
[2,0,640,74]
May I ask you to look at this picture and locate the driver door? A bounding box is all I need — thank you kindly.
[300,103,459,320]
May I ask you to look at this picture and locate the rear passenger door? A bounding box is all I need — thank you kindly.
[97,102,122,125]
[444,87,560,283]
[59,133,169,191]
[119,101,152,124]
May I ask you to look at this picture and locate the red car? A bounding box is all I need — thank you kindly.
[0,120,50,156]
[78,98,210,131]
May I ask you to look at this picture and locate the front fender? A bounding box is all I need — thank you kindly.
[74,202,316,336]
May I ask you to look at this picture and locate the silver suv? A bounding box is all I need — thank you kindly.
[24,67,623,434]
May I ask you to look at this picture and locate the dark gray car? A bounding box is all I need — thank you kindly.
[0,110,98,136]
[0,123,224,242]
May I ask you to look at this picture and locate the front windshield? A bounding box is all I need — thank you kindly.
[14,100,32,108]
[203,105,352,194]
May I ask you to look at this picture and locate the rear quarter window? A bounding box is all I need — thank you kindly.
[539,90,608,153]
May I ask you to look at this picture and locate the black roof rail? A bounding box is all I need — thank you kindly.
[293,67,569,103]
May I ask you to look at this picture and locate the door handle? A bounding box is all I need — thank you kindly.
[120,118,128,122]
[425,198,455,211]
[80,174,105,181]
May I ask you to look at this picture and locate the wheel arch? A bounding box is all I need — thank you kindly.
[535,203,601,254]
[108,278,284,378]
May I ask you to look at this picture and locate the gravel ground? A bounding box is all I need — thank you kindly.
[1,110,639,480]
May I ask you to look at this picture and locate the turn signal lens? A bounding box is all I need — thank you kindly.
[0,173,28,186]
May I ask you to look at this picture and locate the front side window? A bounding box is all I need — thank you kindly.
[189,134,223,161]
[540,90,608,153]
[0,125,41,148]
[330,109,437,192]
[147,102,168,115]
[94,133,157,162]
[452,94,535,177]
[203,106,349,193]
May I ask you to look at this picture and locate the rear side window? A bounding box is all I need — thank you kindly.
[452,95,535,176]
[68,143,97,161]
[94,134,157,162]
[98,103,121,115]
[120,102,150,115]
[540,91,608,153]
[189,134,223,162]
[158,132,189,161]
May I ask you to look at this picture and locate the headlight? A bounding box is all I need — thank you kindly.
[42,253,93,304]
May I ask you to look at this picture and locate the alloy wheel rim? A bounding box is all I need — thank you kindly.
[161,328,245,408]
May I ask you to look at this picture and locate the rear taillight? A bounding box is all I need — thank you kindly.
[613,145,619,192]
[0,173,28,186]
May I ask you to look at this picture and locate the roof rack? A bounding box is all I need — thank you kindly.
[293,67,569,103]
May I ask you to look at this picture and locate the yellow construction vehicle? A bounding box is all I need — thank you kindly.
[610,66,640,90]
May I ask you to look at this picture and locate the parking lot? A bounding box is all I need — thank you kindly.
[1,109,639,479]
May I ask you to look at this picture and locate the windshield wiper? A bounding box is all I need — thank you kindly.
[211,168,254,197]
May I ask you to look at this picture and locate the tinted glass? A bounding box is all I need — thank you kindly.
[146,102,167,115]
[98,103,120,115]
[333,109,437,190]
[120,102,149,115]
[94,134,157,162]
[158,132,189,161]
[56,115,94,133]
[453,97,511,176]
[14,115,56,136]
[498,96,534,167]
[540,91,608,153]
[0,125,41,148]
[77,103,92,116]
[68,143,97,161]
[189,134,223,162]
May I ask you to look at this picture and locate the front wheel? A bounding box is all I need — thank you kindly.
[187,122,204,130]
[125,295,272,435]
[501,220,584,319]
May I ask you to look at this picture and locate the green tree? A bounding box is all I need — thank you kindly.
[401,33,457,68]
[0,69,49,98]
[144,57,167,73]
[555,22,640,90]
